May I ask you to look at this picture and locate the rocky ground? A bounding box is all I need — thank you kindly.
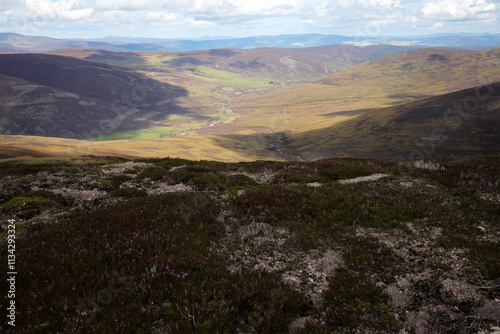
[0,156,499,333]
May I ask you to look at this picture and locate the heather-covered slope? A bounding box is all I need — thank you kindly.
[0,155,498,333]
[0,54,187,138]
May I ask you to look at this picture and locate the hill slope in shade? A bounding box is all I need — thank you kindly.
[0,54,188,138]
[1,47,499,161]
[0,45,413,142]
[1,82,498,161]
[289,81,500,160]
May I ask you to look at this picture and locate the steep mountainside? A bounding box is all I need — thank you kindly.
[0,54,187,138]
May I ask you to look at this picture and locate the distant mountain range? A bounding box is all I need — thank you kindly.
[1,32,499,52]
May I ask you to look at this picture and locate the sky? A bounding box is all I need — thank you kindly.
[0,0,498,39]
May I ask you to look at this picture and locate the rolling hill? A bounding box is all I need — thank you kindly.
[0,47,499,161]
[0,45,412,142]
[289,81,500,160]
[47,44,411,83]
[0,33,169,52]
[224,48,500,137]
[0,54,188,138]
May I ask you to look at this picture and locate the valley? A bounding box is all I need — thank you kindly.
[0,41,499,162]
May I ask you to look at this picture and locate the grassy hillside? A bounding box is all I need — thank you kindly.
[0,45,411,143]
[228,48,500,135]
[0,134,283,162]
[317,48,500,94]
[0,155,498,333]
[289,81,500,160]
[1,47,499,161]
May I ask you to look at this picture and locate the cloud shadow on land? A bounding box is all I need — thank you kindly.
[319,108,375,117]
[386,93,432,105]
[0,53,191,139]
[208,134,278,160]
[211,132,304,162]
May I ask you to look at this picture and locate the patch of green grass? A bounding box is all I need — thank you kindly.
[1,196,57,219]
[107,175,134,188]
[343,236,400,277]
[137,166,169,181]
[194,66,274,87]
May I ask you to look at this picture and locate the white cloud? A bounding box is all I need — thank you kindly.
[73,0,166,11]
[145,11,178,22]
[0,0,497,38]
[187,18,217,28]
[23,0,94,21]
[2,0,95,36]
[422,0,496,21]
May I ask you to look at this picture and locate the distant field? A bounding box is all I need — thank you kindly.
[192,66,275,87]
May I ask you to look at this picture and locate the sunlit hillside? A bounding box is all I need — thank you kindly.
[227,48,500,136]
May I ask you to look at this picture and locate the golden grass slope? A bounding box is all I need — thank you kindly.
[0,134,282,162]
[289,81,500,160]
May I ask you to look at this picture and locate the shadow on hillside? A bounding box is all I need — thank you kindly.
[288,82,500,160]
[0,53,195,139]
[0,146,49,159]
[214,133,304,161]
[386,93,431,105]
[320,108,374,117]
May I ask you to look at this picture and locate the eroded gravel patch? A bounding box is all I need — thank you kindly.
[229,171,276,184]
[146,182,193,195]
[101,161,153,175]
[338,173,389,184]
